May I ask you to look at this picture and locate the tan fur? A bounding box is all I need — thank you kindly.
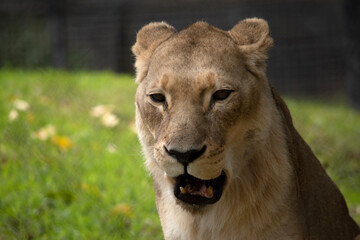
[132,18,360,240]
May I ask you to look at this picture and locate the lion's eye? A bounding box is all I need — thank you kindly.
[150,93,166,103]
[212,90,232,101]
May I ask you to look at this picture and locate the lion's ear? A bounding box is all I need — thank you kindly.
[132,22,176,83]
[229,18,273,68]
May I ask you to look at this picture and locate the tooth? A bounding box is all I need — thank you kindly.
[207,186,213,196]
[180,186,187,194]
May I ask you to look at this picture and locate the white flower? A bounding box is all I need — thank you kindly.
[31,125,56,141]
[90,105,114,118]
[9,109,19,121]
[90,104,119,128]
[101,112,119,128]
[13,99,30,111]
[107,143,118,153]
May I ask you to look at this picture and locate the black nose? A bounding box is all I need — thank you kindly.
[164,145,206,166]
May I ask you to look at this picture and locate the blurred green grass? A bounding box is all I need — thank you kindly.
[0,69,161,240]
[0,69,359,239]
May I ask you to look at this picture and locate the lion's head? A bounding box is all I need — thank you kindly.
[132,19,274,207]
[132,18,360,240]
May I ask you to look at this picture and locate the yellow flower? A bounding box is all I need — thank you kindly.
[110,203,133,218]
[26,112,35,124]
[52,135,73,150]
[81,183,101,197]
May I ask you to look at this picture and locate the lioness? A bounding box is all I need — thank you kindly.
[132,18,360,239]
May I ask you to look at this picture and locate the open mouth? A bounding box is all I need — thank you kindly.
[174,171,227,205]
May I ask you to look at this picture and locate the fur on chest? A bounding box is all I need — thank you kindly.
[156,181,301,240]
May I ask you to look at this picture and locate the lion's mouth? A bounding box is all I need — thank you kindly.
[174,171,226,205]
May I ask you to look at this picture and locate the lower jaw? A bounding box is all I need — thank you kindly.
[173,171,227,206]
[174,198,205,213]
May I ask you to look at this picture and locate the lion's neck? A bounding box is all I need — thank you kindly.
[197,125,297,239]
[213,120,298,239]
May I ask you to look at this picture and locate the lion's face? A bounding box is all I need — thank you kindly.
[133,20,273,206]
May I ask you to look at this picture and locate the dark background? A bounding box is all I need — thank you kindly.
[0,0,359,107]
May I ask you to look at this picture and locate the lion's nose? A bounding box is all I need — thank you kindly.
[164,145,206,166]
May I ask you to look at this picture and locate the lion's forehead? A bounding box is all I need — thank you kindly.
[148,25,244,79]
[151,43,242,72]
[146,55,245,95]
[160,73,216,93]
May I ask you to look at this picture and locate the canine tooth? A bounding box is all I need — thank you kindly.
[180,186,187,194]
[207,186,213,196]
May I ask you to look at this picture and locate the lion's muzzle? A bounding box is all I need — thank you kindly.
[163,144,226,205]
[164,145,207,168]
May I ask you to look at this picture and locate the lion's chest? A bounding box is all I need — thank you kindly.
[159,200,258,240]
[161,211,241,240]
[159,197,302,240]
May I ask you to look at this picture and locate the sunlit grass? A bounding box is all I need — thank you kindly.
[0,69,161,240]
[0,69,359,239]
